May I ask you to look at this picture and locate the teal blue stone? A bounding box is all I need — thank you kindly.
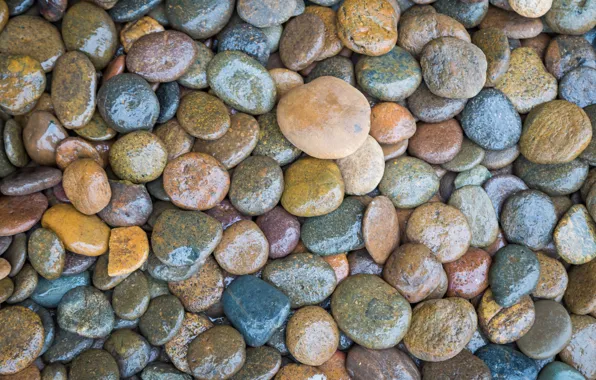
[356,46,422,101]
[207,51,276,115]
[30,272,91,308]
[222,275,290,347]
[476,345,538,380]
[489,244,540,307]
[301,197,365,256]
[514,156,589,196]
[42,328,94,364]
[538,361,585,380]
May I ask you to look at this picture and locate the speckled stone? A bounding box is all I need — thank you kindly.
[482,174,528,216]
[178,90,231,139]
[422,349,491,380]
[229,156,283,216]
[69,349,120,380]
[237,0,296,27]
[532,251,568,300]
[27,227,64,280]
[0,55,45,115]
[97,180,152,227]
[472,28,510,87]
[356,46,422,101]
[141,362,192,380]
[407,82,468,123]
[154,120,195,162]
[214,220,268,275]
[98,74,159,134]
[103,329,151,378]
[139,295,184,345]
[177,41,213,90]
[476,344,538,379]
[380,156,439,208]
[168,256,223,312]
[580,105,596,165]
[565,258,596,315]
[252,111,301,166]
[442,139,485,172]
[107,226,149,277]
[262,253,336,308]
[61,2,117,70]
[435,0,488,28]
[166,0,233,39]
[500,190,557,250]
[42,327,93,364]
[545,36,596,80]
[449,185,499,248]
[559,314,596,379]
[0,306,44,375]
[164,313,213,373]
[57,286,114,338]
[0,167,61,196]
[92,254,128,291]
[482,146,520,170]
[0,277,13,303]
[256,206,300,259]
[559,67,596,108]
[331,274,412,349]
[362,196,399,265]
[187,325,246,380]
[554,204,596,264]
[479,7,542,39]
[514,156,588,196]
[346,346,419,380]
[454,165,492,189]
[544,0,596,34]
[285,306,338,367]
[112,271,150,321]
[489,244,540,307]
[306,56,354,86]
[477,289,535,344]
[41,363,68,380]
[30,271,90,308]
[6,262,37,303]
[229,346,281,380]
[301,197,365,256]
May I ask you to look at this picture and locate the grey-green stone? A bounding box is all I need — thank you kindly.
[112,270,150,321]
[513,156,589,196]
[449,185,499,247]
[380,156,439,208]
[252,111,301,166]
[57,286,115,338]
[489,244,540,307]
[454,165,492,189]
[442,139,486,172]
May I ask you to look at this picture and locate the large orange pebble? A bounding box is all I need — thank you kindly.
[370,102,416,144]
[107,226,149,277]
[41,204,110,256]
[62,159,111,215]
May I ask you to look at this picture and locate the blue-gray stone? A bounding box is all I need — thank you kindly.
[18,299,55,356]
[218,23,270,66]
[433,0,489,28]
[538,361,585,380]
[156,81,180,124]
[476,345,538,380]
[108,0,161,22]
[222,275,290,347]
[489,244,540,307]
[30,271,91,308]
[514,156,589,196]
[42,328,94,364]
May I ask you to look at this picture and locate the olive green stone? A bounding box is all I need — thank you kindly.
[306,56,355,86]
[141,362,192,380]
[4,233,26,277]
[229,156,283,216]
[70,349,120,380]
[93,254,129,290]
[442,139,486,172]
[207,51,276,115]
[139,295,185,345]
[177,41,214,90]
[449,185,499,248]
[230,346,281,380]
[0,277,14,303]
[146,276,170,299]
[112,270,150,321]
[74,111,117,141]
[379,156,439,208]
[7,263,37,303]
[554,204,596,264]
[146,251,202,282]
[262,253,337,308]
[41,363,68,380]
[109,131,168,184]
[104,329,151,378]
[3,119,28,167]
[454,165,492,189]
[28,227,65,280]
[0,120,16,177]
[331,274,412,349]
[42,327,93,364]
[514,156,588,196]
[252,111,301,166]
[57,286,114,338]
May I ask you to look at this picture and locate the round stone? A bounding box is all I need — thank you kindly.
[286,306,338,366]
[6,262,37,303]
[92,255,127,291]
[277,76,370,159]
[166,0,234,39]
[482,146,520,170]
[2,119,27,168]
[362,195,399,265]
[269,68,304,102]
[107,226,149,277]
[478,290,535,344]
[554,204,596,265]
[476,344,538,379]
[214,220,268,275]
[229,156,283,216]
[433,0,488,28]
[336,0,398,56]
[187,325,246,380]
[237,0,296,27]
[422,349,491,380]
[112,270,150,321]
[252,111,301,166]
[379,156,439,208]
[139,295,184,346]
[168,256,223,313]
[155,81,180,124]
[104,329,151,378]
[303,6,342,60]
[0,166,61,196]
[70,349,120,380]
[109,131,167,184]
[520,100,592,165]
[98,73,159,134]
[514,156,588,196]
[421,37,487,99]
[408,119,464,164]
[565,259,596,315]
[489,244,540,307]
[407,82,468,123]
[154,120,195,161]
[27,228,64,281]
[281,157,344,217]
[57,286,114,338]
[448,185,499,248]
[331,274,412,349]
[560,67,596,109]
[230,346,281,380]
[219,23,270,66]
[177,91,230,140]
[533,251,568,300]
[0,306,44,375]
[559,315,596,379]
[279,13,324,71]
[545,35,596,80]
[0,55,45,115]
[177,41,213,90]
[165,313,213,374]
[255,206,300,259]
[479,7,542,38]
[346,346,420,379]
[204,199,250,230]
[62,158,111,215]
[336,136,384,196]
[370,102,416,145]
[538,362,585,380]
[472,28,510,87]
[97,180,153,227]
[0,192,47,237]
[544,0,596,34]
[444,247,491,298]
[482,174,528,216]
[356,46,422,101]
[517,300,572,359]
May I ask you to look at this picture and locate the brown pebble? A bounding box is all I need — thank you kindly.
[107,226,149,277]
[103,55,125,84]
[154,119,195,161]
[55,137,104,170]
[0,193,48,237]
[23,111,68,166]
[444,247,491,299]
[479,7,543,39]
[0,257,10,280]
[120,16,164,53]
[408,119,464,164]
[62,158,111,215]
[279,13,325,71]
[286,306,339,366]
[214,220,268,275]
[168,256,224,313]
[362,195,399,265]
[370,102,416,145]
[478,289,535,344]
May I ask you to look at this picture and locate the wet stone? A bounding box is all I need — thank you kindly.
[103,329,151,378]
[205,199,250,230]
[442,139,485,172]
[0,192,47,237]
[306,56,354,85]
[230,346,281,380]
[168,256,224,313]
[408,119,463,165]
[69,349,120,380]
[0,167,62,196]
[554,204,596,264]
[27,227,64,280]
[57,286,114,338]
[476,344,538,380]
[0,55,45,115]
[165,313,213,374]
[472,28,510,87]
[42,327,93,364]
[482,174,528,216]
[187,325,246,380]
[213,220,268,275]
[255,206,300,259]
[98,180,153,227]
[112,271,150,321]
[407,82,467,124]
[538,361,585,380]
[237,0,296,28]
[139,295,184,346]
[146,252,202,282]
[559,67,596,108]
[166,0,234,39]
[0,306,44,375]
[155,81,180,124]
[479,7,542,39]
[108,0,160,23]
[477,290,535,344]
[16,300,54,356]
[362,195,399,265]
[489,244,540,307]
[23,111,67,166]
[178,41,214,90]
[141,362,192,380]
[31,271,90,308]
[444,247,491,299]
[514,156,588,196]
[219,23,270,66]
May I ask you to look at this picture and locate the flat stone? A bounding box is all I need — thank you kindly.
[476,344,538,379]
[554,204,596,264]
[168,256,224,313]
[30,272,90,308]
[362,195,399,265]
[187,325,246,380]
[517,300,572,359]
[98,180,153,227]
[0,167,61,196]
[69,349,120,380]
[0,53,45,115]
[441,139,485,172]
[448,185,499,248]
[166,0,234,39]
[514,156,588,196]
[0,192,47,237]
[336,136,385,196]
[380,156,439,208]
[165,313,213,374]
[107,226,149,277]
[0,306,44,375]
[139,295,184,345]
[57,286,114,338]
[103,329,151,378]
[444,247,491,299]
[279,13,324,71]
[489,244,540,307]
[478,290,535,344]
[214,220,268,275]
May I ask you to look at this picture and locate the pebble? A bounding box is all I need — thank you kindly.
[517,300,572,359]
[2,119,27,168]
[383,243,445,302]
[565,259,596,315]
[268,69,303,102]
[274,364,326,380]
[356,46,422,102]
[168,256,223,312]
[69,349,120,380]
[479,7,542,39]
[545,35,596,80]
[164,313,212,373]
[336,0,398,56]
[421,37,486,99]
[277,76,370,159]
[554,204,596,264]
[155,81,180,124]
[337,137,384,195]
[61,2,117,70]
[207,51,276,115]
[472,28,510,87]
[500,190,557,250]
[478,289,535,343]
[476,344,538,379]
[112,270,150,321]
[559,67,596,108]
[57,286,114,338]
[482,145,520,170]
[286,306,338,366]
[303,6,342,60]
[154,120,194,162]
[559,314,596,379]
[255,206,300,259]
[489,244,540,307]
[30,271,90,308]
[281,157,344,217]
[0,166,61,196]
[380,156,439,208]
[6,262,37,303]
[279,13,324,71]
[544,0,596,34]
[72,111,115,141]
[495,47,557,114]
[444,247,491,298]
[141,362,193,380]
[448,185,499,247]
[407,82,467,123]
[442,138,485,172]
[0,306,44,375]
[0,55,45,115]
[177,41,213,90]
[214,220,268,275]
[346,346,419,380]
[119,16,164,53]
[97,180,153,227]
[62,158,111,215]
[163,152,230,210]
[0,257,10,279]
[0,192,47,237]
[139,295,184,345]
[179,91,230,140]
[301,197,365,256]
[362,195,399,264]
[331,274,412,349]
[41,363,68,380]
[369,102,416,145]
[229,156,283,215]
[408,119,463,164]
[514,156,588,196]
[220,23,270,67]
[98,74,160,134]
[41,204,110,256]
[231,346,281,380]
[482,174,528,216]
[262,253,337,308]
[27,228,64,280]
[193,112,260,169]
[237,0,296,28]
[533,251,568,300]
[103,329,151,378]
[166,0,234,39]
[422,349,491,380]
[205,199,250,230]
[107,226,149,276]
[0,277,13,303]
[92,254,128,291]
[538,361,586,380]
[187,325,246,380]
[151,209,222,267]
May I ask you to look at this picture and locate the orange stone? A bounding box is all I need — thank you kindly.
[317,351,350,380]
[362,196,399,264]
[107,226,149,276]
[62,158,111,215]
[322,254,349,283]
[370,102,416,144]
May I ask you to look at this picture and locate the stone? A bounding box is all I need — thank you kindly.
[146,252,201,282]
[230,346,281,380]
[370,102,416,145]
[255,206,300,259]
[422,349,491,380]
[533,251,568,300]
[139,295,184,346]
[277,76,370,159]
[554,204,596,264]
[500,190,557,250]
[448,185,499,247]
[301,197,365,256]
[336,136,385,195]
[17,300,54,356]
[444,247,491,298]
[0,193,47,236]
[281,157,344,217]
[0,55,45,115]
[472,28,510,87]
[154,120,194,162]
[112,271,150,321]
[2,119,27,168]
[559,315,596,379]
[565,259,596,315]
[331,274,412,349]
[207,51,276,115]
[98,74,159,134]
[141,362,192,380]
[1,167,61,197]
[380,156,439,208]
[495,48,557,114]
[163,152,230,210]
[214,220,268,275]
[166,0,234,39]
[97,180,153,227]
[489,244,540,307]
[168,256,223,313]
[69,349,120,380]
[119,16,164,53]
[279,13,324,71]
[362,196,399,264]
[107,226,149,277]
[41,204,110,256]
[107,0,160,22]
[177,91,230,140]
[151,209,222,267]
[408,119,464,164]
[482,174,528,216]
[0,306,44,375]
[205,199,251,230]
[62,158,111,215]
[544,0,596,34]
[27,228,64,280]
[538,362,585,380]
[274,364,327,380]
[336,0,398,56]
[30,272,90,308]
[478,290,535,344]
[421,37,487,99]
[517,300,572,359]
[433,0,488,27]
[41,363,68,380]
[268,69,304,102]
[165,313,213,373]
[545,36,596,80]
[57,286,114,338]
[61,2,117,70]
[482,145,520,170]
[229,156,283,216]
[92,254,129,291]
[356,46,422,102]
[479,7,542,39]
[476,344,538,379]
[559,67,596,108]
[404,298,477,362]
[6,263,37,303]
[286,306,339,366]
[177,41,214,89]
[346,346,420,380]
[441,139,485,172]
[219,23,270,66]
[187,325,246,380]
[262,253,337,308]
[155,81,180,124]
[54,137,103,170]
[514,156,588,196]
[237,0,296,27]
[104,329,151,378]
[455,166,492,188]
